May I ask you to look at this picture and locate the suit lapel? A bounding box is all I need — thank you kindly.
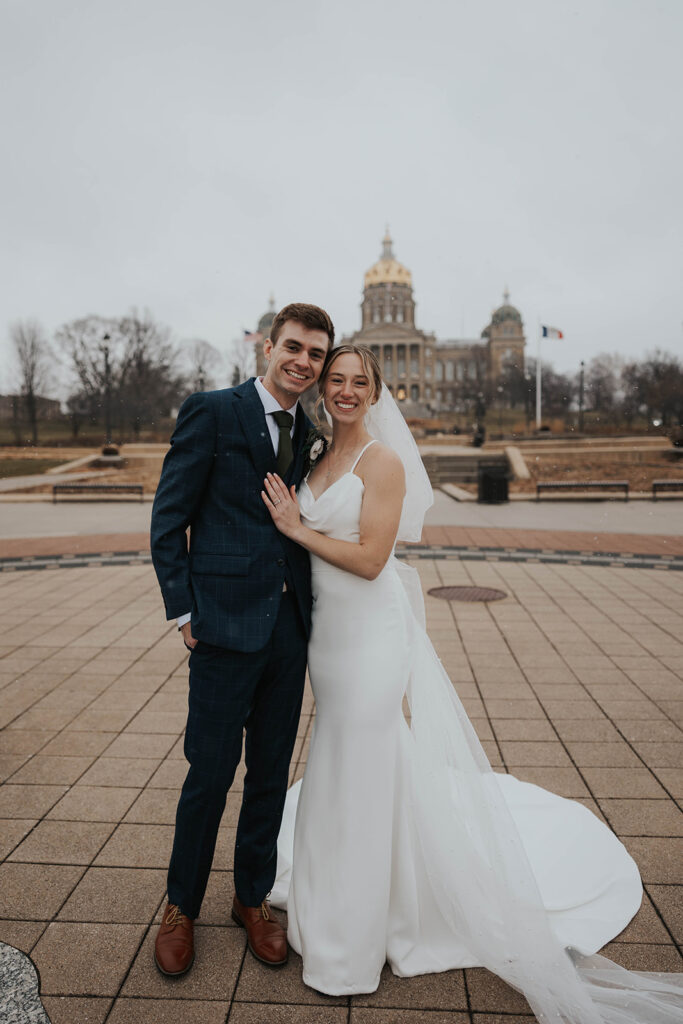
[233,379,276,481]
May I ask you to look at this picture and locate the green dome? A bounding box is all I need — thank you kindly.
[258,310,275,334]
[491,303,522,326]
[481,291,522,338]
[258,294,277,335]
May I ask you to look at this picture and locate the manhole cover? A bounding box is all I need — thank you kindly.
[428,586,507,602]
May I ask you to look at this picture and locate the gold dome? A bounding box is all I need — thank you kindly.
[363,229,412,288]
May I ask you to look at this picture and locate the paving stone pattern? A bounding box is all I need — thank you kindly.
[0,558,681,1023]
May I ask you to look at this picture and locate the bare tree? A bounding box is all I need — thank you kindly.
[636,350,683,427]
[185,339,224,392]
[57,314,119,400]
[58,310,187,441]
[117,310,186,438]
[525,358,574,423]
[227,332,258,387]
[10,318,51,444]
[585,353,623,420]
[620,359,657,428]
[10,395,22,445]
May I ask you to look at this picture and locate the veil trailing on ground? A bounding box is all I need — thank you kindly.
[366,385,683,1023]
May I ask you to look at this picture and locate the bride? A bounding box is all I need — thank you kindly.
[261,344,682,1022]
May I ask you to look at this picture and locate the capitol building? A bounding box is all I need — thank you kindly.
[255,230,526,416]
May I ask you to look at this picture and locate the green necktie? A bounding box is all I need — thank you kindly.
[272,410,294,477]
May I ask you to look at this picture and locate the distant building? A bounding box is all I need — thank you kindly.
[343,231,526,414]
[251,230,526,415]
[0,394,62,420]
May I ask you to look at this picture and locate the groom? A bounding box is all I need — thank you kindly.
[150,302,334,975]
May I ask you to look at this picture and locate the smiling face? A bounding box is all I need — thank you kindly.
[262,320,330,408]
[323,351,378,425]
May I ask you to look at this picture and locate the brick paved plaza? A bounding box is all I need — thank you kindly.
[0,536,681,1023]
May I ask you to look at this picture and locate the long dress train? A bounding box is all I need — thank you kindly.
[271,442,683,1022]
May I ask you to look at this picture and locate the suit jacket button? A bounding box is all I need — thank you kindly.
[277,558,285,566]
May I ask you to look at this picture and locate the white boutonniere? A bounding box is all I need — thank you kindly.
[310,438,325,462]
[302,429,328,477]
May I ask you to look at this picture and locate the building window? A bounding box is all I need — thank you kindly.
[397,345,406,376]
[456,361,464,381]
[436,361,444,382]
[410,384,419,402]
[446,362,454,382]
[396,308,404,323]
[425,385,432,400]
[384,348,393,375]
[410,345,419,376]
[397,384,407,401]
[425,363,432,379]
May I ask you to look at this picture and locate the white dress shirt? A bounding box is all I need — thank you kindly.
[176,379,298,629]
[253,376,299,452]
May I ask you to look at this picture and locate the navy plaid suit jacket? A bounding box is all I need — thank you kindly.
[151,378,314,652]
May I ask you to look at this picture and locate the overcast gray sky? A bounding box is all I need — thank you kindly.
[2,0,681,394]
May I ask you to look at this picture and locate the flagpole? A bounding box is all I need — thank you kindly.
[536,321,542,430]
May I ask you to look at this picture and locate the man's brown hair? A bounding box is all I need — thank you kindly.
[269,303,335,350]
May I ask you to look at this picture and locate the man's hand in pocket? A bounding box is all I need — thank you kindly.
[180,621,198,650]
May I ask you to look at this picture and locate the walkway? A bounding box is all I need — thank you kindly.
[0,554,681,1023]
[2,490,683,538]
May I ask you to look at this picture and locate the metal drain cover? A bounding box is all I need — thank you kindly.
[428,586,507,602]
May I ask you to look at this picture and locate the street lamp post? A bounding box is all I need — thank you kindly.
[497,385,504,436]
[472,391,486,447]
[578,360,585,433]
[103,333,112,446]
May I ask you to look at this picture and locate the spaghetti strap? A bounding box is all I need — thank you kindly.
[350,439,378,474]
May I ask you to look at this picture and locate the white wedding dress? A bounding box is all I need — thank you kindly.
[271,441,682,1021]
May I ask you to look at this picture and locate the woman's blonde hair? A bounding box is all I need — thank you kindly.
[314,345,383,424]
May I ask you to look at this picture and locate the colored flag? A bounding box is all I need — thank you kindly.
[541,325,563,339]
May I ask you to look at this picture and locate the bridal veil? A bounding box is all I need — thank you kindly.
[364,384,682,1023]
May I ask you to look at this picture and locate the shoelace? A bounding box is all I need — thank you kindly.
[260,901,270,921]
[164,905,188,928]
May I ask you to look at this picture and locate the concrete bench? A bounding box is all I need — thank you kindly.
[52,483,144,503]
[536,480,629,501]
[652,479,683,500]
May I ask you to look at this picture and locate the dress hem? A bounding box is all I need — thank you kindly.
[302,970,383,997]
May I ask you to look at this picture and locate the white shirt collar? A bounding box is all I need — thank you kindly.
[254,376,299,418]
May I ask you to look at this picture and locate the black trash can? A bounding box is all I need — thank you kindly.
[478,465,509,504]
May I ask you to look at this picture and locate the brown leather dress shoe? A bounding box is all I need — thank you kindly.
[154,902,195,976]
[231,895,288,966]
